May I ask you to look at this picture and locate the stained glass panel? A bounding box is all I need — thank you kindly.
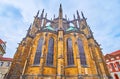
[67,38,74,66]
[46,37,54,66]
[78,38,87,66]
[33,37,43,65]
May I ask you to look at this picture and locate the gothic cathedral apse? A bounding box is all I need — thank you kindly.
[5,4,112,79]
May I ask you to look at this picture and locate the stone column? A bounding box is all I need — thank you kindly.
[39,33,47,79]
[57,30,64,79]
[96,47,113,79]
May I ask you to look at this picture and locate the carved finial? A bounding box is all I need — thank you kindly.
[26,24,32,36]
[68,18,69,21]
[60,4,62,11]
[73,14,76,20]
[45,13,47,18]
[65,14,67,19]
[28,24,31,32]
[43,13,47,26]
[36,10,39,17]
[58,4,63,30]
[73,14,77,27]
[54,14,55,19]
[81,11,85,19]
[40,9,44,18]
[51,18,52,21]
[77,10,80,20]
[59,4,63,18]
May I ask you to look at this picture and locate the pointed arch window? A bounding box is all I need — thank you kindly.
[33,37,43,65]
[46,37,54,66]
[77,38,87,66]
[67,38,74,66]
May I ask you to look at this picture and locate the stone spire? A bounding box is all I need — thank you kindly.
[73,14,77,27]
[58,4,63,29]
[54,14,55,19]
[81,11,85,19]
[40,9,44,18]
[26,24,32,37]
[45,13,47,18]
[43,13,47,26]
[36,10,39,17]
[77,10,81,20]
[59,4,63,19]
[65,14,67,19]
[81,11,87,25]
[73,14,76,20]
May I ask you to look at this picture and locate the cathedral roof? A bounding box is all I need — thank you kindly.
[0,56,12,61]
[25,4,93,41]
[110,50,120,55]
[44,25,55,31]
[104,50,120,61]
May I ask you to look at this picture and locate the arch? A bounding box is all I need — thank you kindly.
[110,63,115,71]
[114,62,119,71]
[114,73,119,79]
[77,38,87,66]
[46,22,51,26]
[69,22,75,27]
[33,37,44,65]
[67,38,74,66]
[46,37,54,66]
[116,62,120,70]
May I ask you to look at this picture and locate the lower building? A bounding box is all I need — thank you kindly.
[0,56,12,79]
[105,50,120,79]
[0,39,12,79]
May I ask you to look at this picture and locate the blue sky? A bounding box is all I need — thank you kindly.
[0,0,120,57]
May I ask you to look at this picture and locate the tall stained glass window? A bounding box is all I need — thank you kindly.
[67,38,74,66]
[77,38,87,66]
[33,37,43,65]
[46,37,54,66]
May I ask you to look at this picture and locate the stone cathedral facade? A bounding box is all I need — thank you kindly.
[5,5,112,79]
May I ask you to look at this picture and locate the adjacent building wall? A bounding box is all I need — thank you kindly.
[105,50,120,79]
[0,57,12,79]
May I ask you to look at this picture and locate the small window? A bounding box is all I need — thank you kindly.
[110,63,115,71]
[6,62,10,67]
[106,60,109,62]
[116,56,119,59]
[116,62,120,69]
[111,58,114,60]
[0,62,3,66]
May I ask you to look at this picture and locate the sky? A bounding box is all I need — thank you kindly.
[0,0,120,58]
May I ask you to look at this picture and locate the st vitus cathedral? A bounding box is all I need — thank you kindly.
[5,4,112,79]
